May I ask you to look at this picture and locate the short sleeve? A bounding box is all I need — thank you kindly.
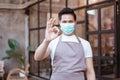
[48,41,52,51]
[84,42,93,58]
[80,38,93,58]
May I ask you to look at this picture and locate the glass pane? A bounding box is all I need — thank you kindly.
[93,59,99,75]
[101,59,115,78]
[101,33,115,78]
[29,4,38,29]
[87,9,98,31]
[39,29,45,43]
[89,0,105,4]
[52,0,66,13]
[75,9,85,21]
[78,0,87,6]
[30,30,38,51]
[101,6,114,30]
[46,0,66,25]
[39,57,51,79]
[68,0,86,8]
[39,12,47,27]
[89,35,98,56]
[101,33,115,56]
[39,2,49,27]
[47,12,59,25]
[29,53,38,75]
[75,23,86,39]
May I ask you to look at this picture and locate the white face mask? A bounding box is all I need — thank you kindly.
[60,23,75,35]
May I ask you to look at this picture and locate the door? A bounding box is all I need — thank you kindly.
[86,1,117,80]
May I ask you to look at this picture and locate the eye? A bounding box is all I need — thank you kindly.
[62,21,67,23]
[69,20,74,23]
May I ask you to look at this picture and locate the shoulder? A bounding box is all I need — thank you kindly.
[78,37,93,57]
[50,35,60,44]
[78,37,92,51]
[48,35,60,48]
[78,37,90,45]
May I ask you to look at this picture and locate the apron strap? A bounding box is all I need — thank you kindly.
[75,35,81,43]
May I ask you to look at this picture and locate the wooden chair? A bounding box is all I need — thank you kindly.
[0,61,5,80]
[7,64,30,80]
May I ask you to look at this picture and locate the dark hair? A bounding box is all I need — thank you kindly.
[58,8,76,21]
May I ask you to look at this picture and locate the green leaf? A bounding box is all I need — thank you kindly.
[8,39,19,50]
[26,45,32,53]
[19,56,25,68]
[6,49,15,54]
[6,49,15,57]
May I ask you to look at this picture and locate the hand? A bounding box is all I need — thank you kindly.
[45,18,60,42]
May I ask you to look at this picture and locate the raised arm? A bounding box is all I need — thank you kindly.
[34,18,60,61]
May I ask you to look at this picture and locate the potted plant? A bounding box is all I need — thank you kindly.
[2,39,31,69]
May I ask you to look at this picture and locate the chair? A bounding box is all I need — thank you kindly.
[7,64,30,80]
[0,61,5,80]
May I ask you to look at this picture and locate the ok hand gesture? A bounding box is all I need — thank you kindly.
[45,18,60,42]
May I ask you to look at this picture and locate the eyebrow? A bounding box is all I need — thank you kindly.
[62,20,74,23]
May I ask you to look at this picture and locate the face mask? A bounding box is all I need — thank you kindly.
[60,23,75,35]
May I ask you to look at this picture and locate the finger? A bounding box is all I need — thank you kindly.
[46,18,53,28]
[56,27,61,35]
[52,26,60,34]
[49,18,56,28]
[46,18,55,30]
[51,18,56,25]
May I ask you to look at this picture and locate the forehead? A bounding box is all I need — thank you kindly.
[61,14,74,21]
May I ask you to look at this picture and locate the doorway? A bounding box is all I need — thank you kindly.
[86,2,117,80]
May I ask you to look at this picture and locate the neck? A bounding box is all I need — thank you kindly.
[62,33,75,36]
